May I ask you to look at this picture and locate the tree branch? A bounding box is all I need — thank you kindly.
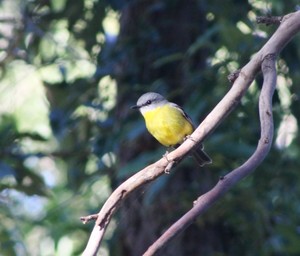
[143,53,277,255]
[81,11,300,256]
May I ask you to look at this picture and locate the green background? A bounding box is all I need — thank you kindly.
[0,0,300,255]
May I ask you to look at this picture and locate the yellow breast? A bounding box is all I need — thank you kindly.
[143,105,194,147]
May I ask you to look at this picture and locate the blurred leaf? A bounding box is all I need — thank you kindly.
[118,148,164,179]
[152,52,184,68]
[0,162,15,179]
[187,24,221,57]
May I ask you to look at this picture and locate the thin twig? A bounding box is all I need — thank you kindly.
[256,15,283,25]
[80,214,99,224]
[227,69,240,84]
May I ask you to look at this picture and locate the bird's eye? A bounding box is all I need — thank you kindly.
[146,100,151,105]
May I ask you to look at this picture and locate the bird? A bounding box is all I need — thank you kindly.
[131,92,211,166]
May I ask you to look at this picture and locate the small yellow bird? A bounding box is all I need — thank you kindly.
[131,92,211,166]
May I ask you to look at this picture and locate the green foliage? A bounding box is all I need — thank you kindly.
[0,0,300,255]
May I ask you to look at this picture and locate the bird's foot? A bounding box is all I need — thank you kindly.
[162,151,173,174]
[184,135,197,143]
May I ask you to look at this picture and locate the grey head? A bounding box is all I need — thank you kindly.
[131,92,169,115]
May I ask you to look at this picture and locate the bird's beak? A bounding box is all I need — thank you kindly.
[130,105,140,110]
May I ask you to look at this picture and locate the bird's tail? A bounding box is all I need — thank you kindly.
[192,144,212,167]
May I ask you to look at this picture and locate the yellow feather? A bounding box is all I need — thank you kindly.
[143,105,193,147]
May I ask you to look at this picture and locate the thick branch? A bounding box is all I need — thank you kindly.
[82,11,300,256]
[143,53,277,255]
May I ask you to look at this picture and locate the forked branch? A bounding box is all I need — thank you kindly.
[144,53,276,255]
[82,11,300,256]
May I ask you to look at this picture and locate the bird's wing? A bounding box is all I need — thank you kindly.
[169,102,205,150]
[169,102,195,129]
